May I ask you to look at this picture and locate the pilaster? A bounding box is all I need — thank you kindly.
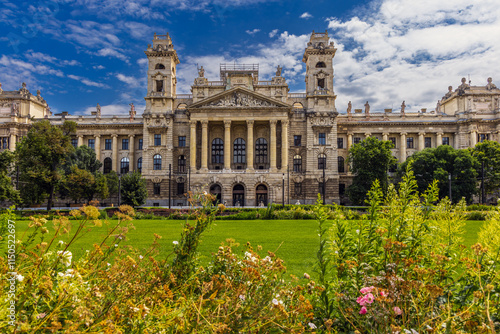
[95,135,101,162]
[112,134,118,172]
[400,132,406,162]
[247,120,254,171]
[224,120,231,170]
[270,120,277,171]
[190,121,197,171]
[129,135,135,171]
[281,120,289,172]
[201,120,208,170]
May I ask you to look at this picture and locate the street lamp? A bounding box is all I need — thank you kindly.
[322,158,326,205]
[169,164,172,209]
[282,173,285,208]
[118,174,121,206]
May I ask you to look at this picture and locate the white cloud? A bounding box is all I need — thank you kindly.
[327,0,500,112]
[300,12,313,19]
[96,48,129,62]
[93,65,105,70]
[245,28,260,35]
[26,52,81,66]
[75,103,145,116]
[67,74,109,88]
[116,73,141,87]
[269,29,279,38]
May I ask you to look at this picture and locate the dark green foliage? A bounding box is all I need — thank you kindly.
[347,137,397,205]
[399,145,479,203]
[472,140,500,199]
[105,171,119,197]
[63,145,102,174]
[0,150,19,203]
[120,171,147,207]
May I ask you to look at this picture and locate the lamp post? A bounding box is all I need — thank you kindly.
[118,174,121,206]
[169,164,172,209]
[287,165,290,205]
[282,173,285,208]
[322,159,326,205]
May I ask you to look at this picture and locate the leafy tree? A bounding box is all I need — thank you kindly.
[120,171,147,207]
[63,166,109,204]
[105,171,119,198]
[399,145,479,203]
[0,150,19,203]
[16,120,76,209]
[347,137,397,205]
[63,145,102,174]
[472,140,500,201]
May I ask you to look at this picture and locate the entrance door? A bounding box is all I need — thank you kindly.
[233,184,245,206]
[210,184,222,204]
[256,184,268,206]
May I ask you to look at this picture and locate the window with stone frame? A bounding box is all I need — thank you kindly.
[153,183,161,195]
[137,157,142,173]
[255,138,268,164]
[105,139,112,150]
[88,139,95,150]
[406,137,414,149]
[178,155,186,173]
[177,182,185,195]
[353,137,361,144]
[153,154,162,170]
[389,137,396,148]
[318,154,327,169]
[122,138,129,150]
[294,135,301,146]
[212,138,224,164]
[120,157,129,174]
[425,137,432,148]
[71,138,78,148]
[154,134,161,146]
[293,155,302,172]
[443,137,450,145]
[338,156,345,173]
[319,133,326,145]
[103,158,112,174]
[178,136,186,147]
[478,134,489,143]
[339,183,346,196]
[1,137,8,150]
[233,138,246,164]
[294,182,302,195]
[337,137,344,149]
[138,138,143,150]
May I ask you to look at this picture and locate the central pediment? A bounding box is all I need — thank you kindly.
[188,87,290,110]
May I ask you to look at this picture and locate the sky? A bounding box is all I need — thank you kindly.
[0,0,499,115]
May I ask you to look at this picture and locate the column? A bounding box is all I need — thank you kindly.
[418,132,425,150]
[382,133,389,141]
[111,134,118,172]
[190,121,197,170]
[247,120,254,171]
[77,135,83,147]
[497,124,500,144]
[281,120,289,171]
[129,135,135,171]
[364,132,371,139]
[470,131,477,147]
[436,132,443,147]
[95,135,101,162]
[347,133,353,150]
[9,134,16,152]
[400,133,406,162]
[270,120,277,170]
[201,120,208,170]
[224,120,231,170]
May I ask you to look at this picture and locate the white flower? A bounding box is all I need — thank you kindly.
[57,251,72,267]
[272,298,279,305]
[263,256,271,262]
[16,274,24,282]
[356,229,360,234]
[239,294,245,301]
[132,307,140,312]
[107,263,111,266]
[115,244,118,247]
[204,191,208,195]
[173,241,179,245]
[139,255,144,260]
[308,322,317,329]
[58,240,64,245]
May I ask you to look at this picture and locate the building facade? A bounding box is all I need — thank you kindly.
[1,31,500,206]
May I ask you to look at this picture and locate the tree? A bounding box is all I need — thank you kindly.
[63,166,109,204]
[399,145,479,203]
[16,120,76,209]
[0,150,19,203]
[105,171,119,198]
[120,171,147,207]
[472,140,500,202]
[63,145,102,174]
[347,137,397,205]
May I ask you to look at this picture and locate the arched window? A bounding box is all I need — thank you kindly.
[120,157,130,174]
[338,156,345,173]
[318,154,327,169]
[155,63,165,69]
[255,138,268,164]
[233,138,246,164]
[212,138,224,164]
[103,157,112,174]
[178,155,186,173]
[137,157,142,174]
[153,154,162,170]
[316,61,326,68]
[293,155,302,172]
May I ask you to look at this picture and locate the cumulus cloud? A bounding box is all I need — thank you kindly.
[327,0,500,112]
[75,103,145,116]
[67,74,109,88]
[269,29,279,38]
[300,12,313,19]
[245,28,260,35]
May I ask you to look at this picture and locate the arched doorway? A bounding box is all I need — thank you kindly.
[233,184,245,207]
[210,184,222,204]
[256,184,268,206]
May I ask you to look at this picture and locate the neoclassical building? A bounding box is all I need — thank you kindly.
[1,31,500,206]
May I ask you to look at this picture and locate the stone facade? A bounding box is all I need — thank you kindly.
[1,31,500,206]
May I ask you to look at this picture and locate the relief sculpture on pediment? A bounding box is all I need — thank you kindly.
[207,92,276,107]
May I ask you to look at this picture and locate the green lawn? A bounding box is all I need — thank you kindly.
[4,218,486,278]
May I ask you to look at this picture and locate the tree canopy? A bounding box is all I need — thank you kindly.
[0,150,19,203]
[347,137,397,205]
[471,140,500,202]
[120,171,147,207]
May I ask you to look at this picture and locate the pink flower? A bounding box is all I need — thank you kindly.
[364,293,374,304]
[380,291,387,297]
[394,306,402,315]
[360,286,374,294]
[356,295,367,305]
[359,306,367,315]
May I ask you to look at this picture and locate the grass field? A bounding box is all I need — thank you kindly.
[5,218,486,278]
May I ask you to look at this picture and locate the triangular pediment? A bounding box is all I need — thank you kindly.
[188,87,290,109]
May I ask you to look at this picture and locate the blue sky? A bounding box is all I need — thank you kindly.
[1,0,499,115]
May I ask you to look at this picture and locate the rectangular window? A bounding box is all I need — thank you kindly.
[478,134,489,143]
[154,134,161,146]
[153,183,161,195]
[177,182,185,195]
[138,138,143,150]
[88,139,95,150]
[339,183,346,196]
[407,137,414,149]
[319,133,326,145]
[122,138,129,150]
[353,137,361,144]
[178,136,186,147]
[105,139,112,150]
[337,138,344,149]
[425,137,432,148]
[2,137,8,150]
[318,182,325,195]
[294,135,302,147]
[442,137,450,145]
[389,137,396,148]
[294,182,302,195]
[71,138,78,148]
